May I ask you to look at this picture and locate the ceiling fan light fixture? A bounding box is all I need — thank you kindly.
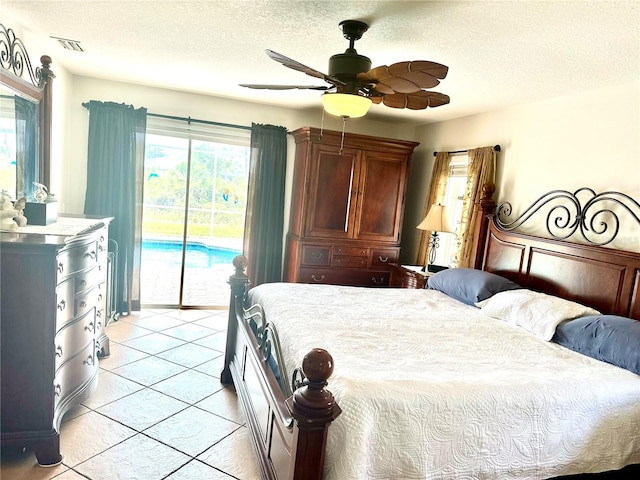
[322,93,371,118]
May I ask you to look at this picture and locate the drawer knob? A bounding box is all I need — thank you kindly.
[83,355,94,366]
[85,250,97,260]
[378,256,389,263]
[360,250,366,256]
[57,262,64,273]
[311,274,325,282]
[57,299,66,311]
[372,277,384,285]
[80,280,87,287]
[54,384,62,396]
[97,310,103,318]
[85,322,94,332]
[98,294,103,302]
[80,301,87,308]
[55,345,63,357]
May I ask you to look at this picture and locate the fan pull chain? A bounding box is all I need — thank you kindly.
[319,108,325,140]
[339,116,346,155]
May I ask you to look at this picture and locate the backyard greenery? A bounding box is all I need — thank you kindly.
[142,135,248,239]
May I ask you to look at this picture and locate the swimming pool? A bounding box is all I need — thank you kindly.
[142,240,241,269]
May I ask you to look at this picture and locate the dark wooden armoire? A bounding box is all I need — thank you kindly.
[283,126,419,287]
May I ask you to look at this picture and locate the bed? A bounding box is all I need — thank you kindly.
[220,183,640,480]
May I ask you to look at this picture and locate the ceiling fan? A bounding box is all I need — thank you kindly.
[240,20,450,118]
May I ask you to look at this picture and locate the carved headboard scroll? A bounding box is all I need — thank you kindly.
[495,188,640,246]
[479,187,640,320]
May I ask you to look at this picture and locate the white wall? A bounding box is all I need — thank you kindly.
[401,81,640,261]
[42,71,640,261]
[60,76,420,243]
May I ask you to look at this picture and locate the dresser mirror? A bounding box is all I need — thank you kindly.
[0,23,54,201]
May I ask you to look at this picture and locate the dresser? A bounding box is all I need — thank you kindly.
[284,127,419,287]
[0,216,112,465]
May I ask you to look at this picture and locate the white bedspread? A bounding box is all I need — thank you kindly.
[248,283,640,480]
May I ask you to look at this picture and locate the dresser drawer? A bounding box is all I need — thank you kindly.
[54,309,96,372]
[300,245,330,266]
[96,281,107,313]
[55,278,76,327]
[76,285,100,321]
[75,265,101,295]
[331,256,367,268]
[53,341,97,409]
[332,246,368,257]
[57,240,100,280]
[370,248,399,267]
[55,282,99,331]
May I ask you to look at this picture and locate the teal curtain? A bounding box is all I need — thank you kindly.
[244,123,288,286]
[14,95,38,200]
[83,101,147,315]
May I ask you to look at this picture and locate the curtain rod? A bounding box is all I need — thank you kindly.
[146,112,252,131]
[433,144,501,157]
[81,102,252,131]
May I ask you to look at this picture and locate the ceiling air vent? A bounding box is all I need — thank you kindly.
[51,36,84,52]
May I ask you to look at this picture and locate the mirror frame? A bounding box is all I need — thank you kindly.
[0,23,54,196]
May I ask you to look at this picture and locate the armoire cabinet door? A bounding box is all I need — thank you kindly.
[304,144,360,239]
[354,151,408,242]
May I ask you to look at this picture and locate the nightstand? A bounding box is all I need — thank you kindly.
[389,264,434,289]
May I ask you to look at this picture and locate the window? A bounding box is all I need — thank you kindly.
[435,154,468,267]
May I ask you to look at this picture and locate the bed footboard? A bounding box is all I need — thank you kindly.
[221,256,341,480]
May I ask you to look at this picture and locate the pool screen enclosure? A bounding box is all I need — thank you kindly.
[140,115,250,308]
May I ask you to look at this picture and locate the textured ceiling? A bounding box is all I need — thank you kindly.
[3,0,640,124]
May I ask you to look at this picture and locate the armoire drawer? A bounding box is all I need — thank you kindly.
[298,268,390,287]
[301,245,330,266]
[331,256,367,268]
[370,248,398,267]
[332,246,368,257]
[54,310,96,372]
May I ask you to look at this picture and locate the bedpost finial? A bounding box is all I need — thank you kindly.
[482,182,495,197]
[232,254,248,273]
[287,348,341,423]
[302,348,334,385]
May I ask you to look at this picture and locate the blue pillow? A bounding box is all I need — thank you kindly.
[552,315,640,375]
[427,268,520,306]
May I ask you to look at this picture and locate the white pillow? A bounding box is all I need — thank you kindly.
[476,289,601,341]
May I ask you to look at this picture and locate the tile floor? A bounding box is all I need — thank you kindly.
[0,309,261,480]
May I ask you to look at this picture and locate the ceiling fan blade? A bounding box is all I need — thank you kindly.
[378,91,451,110]
[265,49,345,87]
[240,84,332,91]
[357,61,449,94]
[388,61,448,79]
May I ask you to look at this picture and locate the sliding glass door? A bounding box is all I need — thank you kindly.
[140,118,250,308]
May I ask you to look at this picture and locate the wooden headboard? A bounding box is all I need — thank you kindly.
[474,184,640,319]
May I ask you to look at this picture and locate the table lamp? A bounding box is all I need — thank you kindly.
[417,204,454,272]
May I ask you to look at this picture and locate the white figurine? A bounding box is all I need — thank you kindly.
[0,192,27,230]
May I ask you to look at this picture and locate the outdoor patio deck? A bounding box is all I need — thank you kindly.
[140,236,241,308]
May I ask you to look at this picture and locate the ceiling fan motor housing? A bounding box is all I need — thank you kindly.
[329,51,371,93]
